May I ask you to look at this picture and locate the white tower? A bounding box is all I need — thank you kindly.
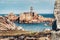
[30,6,33,13]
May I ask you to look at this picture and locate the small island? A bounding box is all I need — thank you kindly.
[4,7,54,24]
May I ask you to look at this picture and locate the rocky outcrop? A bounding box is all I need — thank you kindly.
[51,31,60,40]
[6,12,18,22]
[54,0,60,29]
[0,16,24,30]
[0,31,51,40]
[19,13,54,23]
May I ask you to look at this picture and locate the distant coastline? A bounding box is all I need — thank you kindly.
[0,13,54,17]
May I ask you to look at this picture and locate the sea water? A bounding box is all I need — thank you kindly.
[0,14,54,32]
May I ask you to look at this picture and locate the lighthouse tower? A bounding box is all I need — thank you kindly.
[30,6,33,13]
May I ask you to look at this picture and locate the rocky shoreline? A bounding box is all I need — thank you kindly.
[0,16,24,30]
[0,7,55,40]
[0,12,54,31]
[0,13,53,40]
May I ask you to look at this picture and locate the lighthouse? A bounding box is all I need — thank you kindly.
[30,6,33,13]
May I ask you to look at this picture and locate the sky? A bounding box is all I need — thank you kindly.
[0,0,55,14]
